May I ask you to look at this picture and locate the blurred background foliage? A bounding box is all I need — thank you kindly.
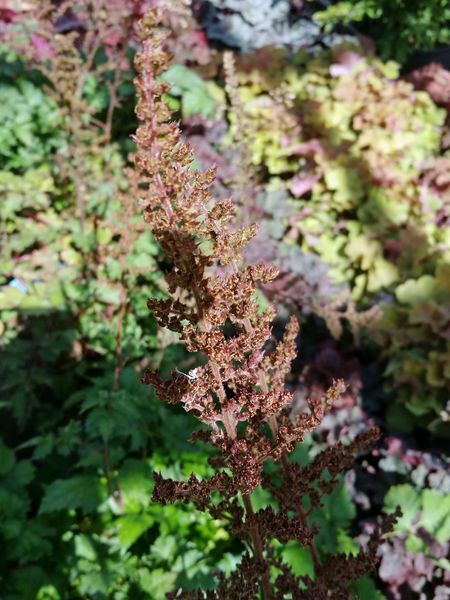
[314,0,450,62]
[0,1,449,598]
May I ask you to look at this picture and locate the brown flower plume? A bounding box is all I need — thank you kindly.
[133,10,399,598]
[134,9,314,495]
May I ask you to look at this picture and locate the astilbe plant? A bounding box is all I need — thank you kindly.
[133,10,399,598]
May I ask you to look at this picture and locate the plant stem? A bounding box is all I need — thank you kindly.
[242,494,272,599]
[113,284,127,392]
[256,343,322,573]
[280,453,321,573]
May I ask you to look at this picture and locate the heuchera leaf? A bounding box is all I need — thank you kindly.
[383,484,420,532]
[420,489,450,543]
[395,275,438,305]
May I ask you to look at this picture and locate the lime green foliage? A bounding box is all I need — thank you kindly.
[230,48,444,285]
[230,47,449,431]
[228,50,300,175]
[381,266,450,434]
[0,79,62,171]
[315,0,450,62]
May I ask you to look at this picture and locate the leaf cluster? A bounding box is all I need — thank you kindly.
[225,44,450,433]
[0,3,426,598]
[315,0,450,62]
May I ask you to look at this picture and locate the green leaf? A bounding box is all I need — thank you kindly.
[163,93,181,111]
[351,576,386,599]
[383,484,420,532]
[138,568,177,598]
[85,407,116,442]
[160,65,215,118]
[336,530,359,555]
[10,460,35,487]
[324,165,362,208]
[311,480,357,555]
[345,235,380,270]
[420,489,450,543]
[118,459,153,511]
[367,257,398,291]
[9,566,50,598]
[0,442,16,475]
[77,570,112,596]
[135,231,160,256]
[250,487,276,511]
[172,548,207,578]
[360,187,409,225]
[395,275,438,305]
[281,542,314,578]
[36,585,61,600]
[182,87,216,119]
[7,521,52,563]
[321,480,356,530]
[95,282,121,305]
[39,475,106,514]
[116,513,155,549]
[161,65,205,93]
[150,534,177,563]
[104,257,122,281]
[74,534,97,561]
[96,226,113,245]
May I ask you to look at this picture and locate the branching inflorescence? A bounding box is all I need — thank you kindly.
[133,10,399,598]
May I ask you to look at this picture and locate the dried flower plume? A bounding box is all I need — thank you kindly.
[133,9,399,597]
